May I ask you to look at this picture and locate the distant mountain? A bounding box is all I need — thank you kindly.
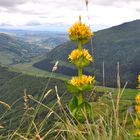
[34,19,140,88]
[0,33,48,65]
[0,29,68,50]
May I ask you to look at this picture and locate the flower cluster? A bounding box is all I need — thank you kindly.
[70,75,95,87]
[68,22,93,43]
[68,49,93,67]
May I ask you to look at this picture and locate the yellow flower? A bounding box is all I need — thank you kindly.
[70,75,95,87]
[135,93,140,104]
[68,49,83,61]
[138,75,140,84]
[134,118,140,128]
[68,22,93,42]
[68,49,93,62]
[135,105,140,115]
[83,49,93,61]
[134,129,140,137]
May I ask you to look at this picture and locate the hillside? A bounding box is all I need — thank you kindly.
[34,19,140,88]
[0,33,48,65]
[0,65,68,132]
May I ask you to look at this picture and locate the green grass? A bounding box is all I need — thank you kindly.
[0,85,137,140]
[0,65,68,138]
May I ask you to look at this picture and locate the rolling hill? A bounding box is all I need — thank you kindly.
[0,33,48,65]
[34,19,140,88]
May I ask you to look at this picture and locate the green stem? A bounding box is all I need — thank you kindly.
[78,67,83,105]
[77,40,83,105]
[78,40,83,77]
[78,40,82,50]
[78,92,83,105]
[78,67,82,77]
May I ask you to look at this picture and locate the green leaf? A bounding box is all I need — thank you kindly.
[75,102,92,123]
[69,96,78,116]
[79,84,94,92]
[67,82,94,94]
[67,83,80,94]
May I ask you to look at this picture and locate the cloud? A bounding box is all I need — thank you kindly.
[25,20,41,26]
[0,22,12,26]
[0,0,26,7]
[136,9,140,12]
[0,0,139,31]
[92,0,139,6]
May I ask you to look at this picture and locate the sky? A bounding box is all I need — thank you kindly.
[0,0,140,31]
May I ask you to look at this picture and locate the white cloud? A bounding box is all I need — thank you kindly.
[0,0,139,31]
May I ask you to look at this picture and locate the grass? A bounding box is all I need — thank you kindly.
[0,75,138,140]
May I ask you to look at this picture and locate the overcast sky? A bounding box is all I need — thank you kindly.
[0,0,140,31]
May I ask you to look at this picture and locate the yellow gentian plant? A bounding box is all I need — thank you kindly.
[67,16,95,122]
